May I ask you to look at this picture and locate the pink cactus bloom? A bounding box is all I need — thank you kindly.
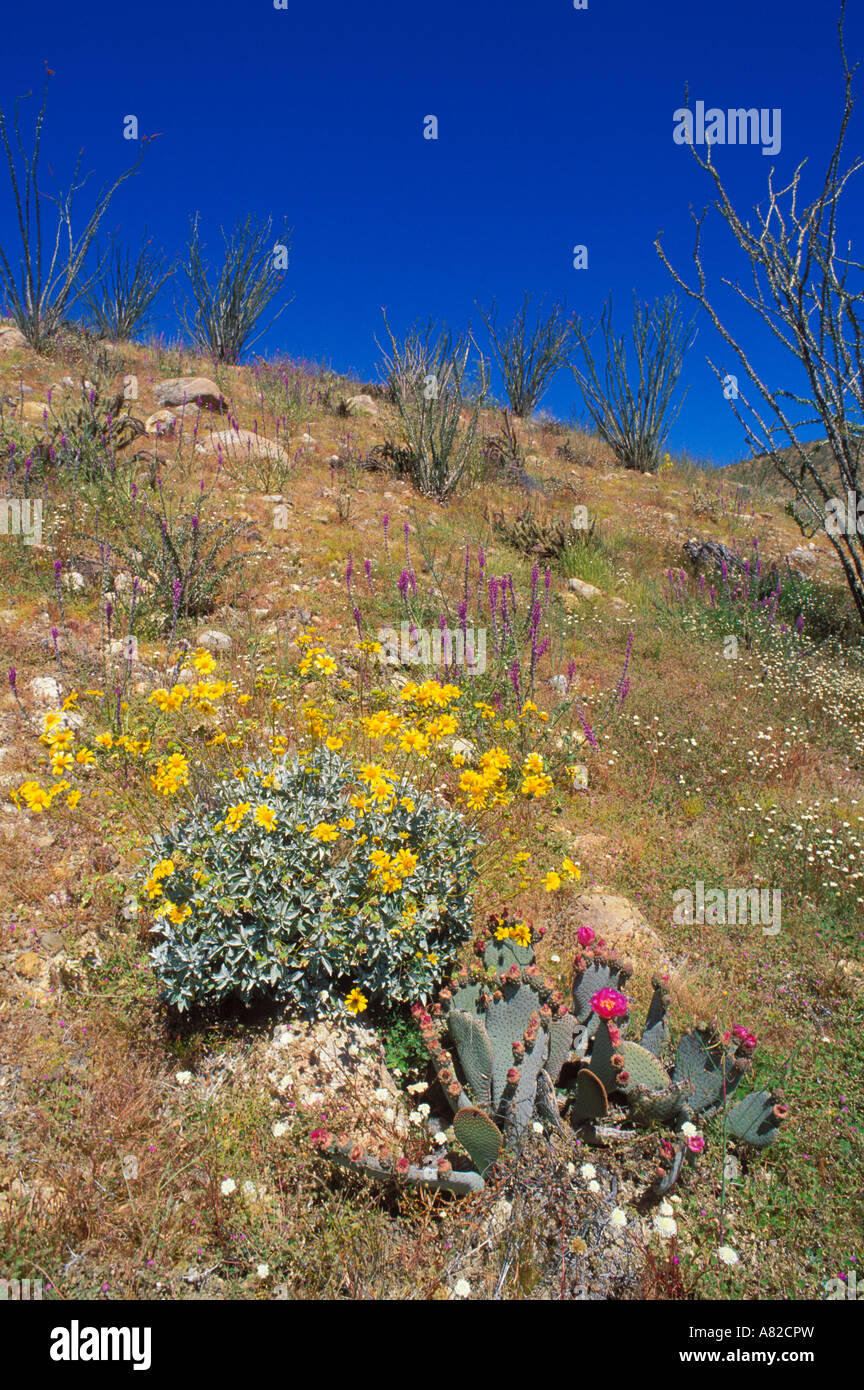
[577,925,595,947]
[589,987,629,1020]
[686,1135,705,1154]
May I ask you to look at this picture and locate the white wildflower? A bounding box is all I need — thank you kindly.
[220,1178,236,1196]
[609,1208,627,1230]
[717,1246,740,1266]
[580,1163,597,1180]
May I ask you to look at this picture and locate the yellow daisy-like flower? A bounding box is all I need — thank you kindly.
[66,789,82,809]
[254,806,276,832]
[192,650,217,674]
[544,871,562,892]
[399,797,415,813]
[75,748,95,766]
[310,822,339,843]
[325,736,344,751]
[94,732,114,749]
[561,857,581,881]
[236,693,252,706]
[345,988,368,1015]
[224,802,251,833]
[338,817,355,831]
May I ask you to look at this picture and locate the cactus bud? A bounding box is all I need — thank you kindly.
[773,1103,789,1120]
[506,1067,520,1084]
[437,1158,452,1175]
[512,1041,525,1058]
[349,1143,364,1163]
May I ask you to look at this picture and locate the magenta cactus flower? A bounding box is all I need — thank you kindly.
[577,924,595,948]
[589,987,629,1020]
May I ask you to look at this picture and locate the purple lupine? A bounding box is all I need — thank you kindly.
[353,604,363,637]
[795,614,804,633]
[576,704,598,749]
[106,600,114,634]
[51,626,59,656]
[383,514,390,558]
[172,578,183,614]
[364,558,374,594]
[508,659,521,700]
[529,600,542,681]
[566,658,576,692]
[615,631,634,707]
[8,666,16,691]
[403,519,411,563]
[345,556,354,594]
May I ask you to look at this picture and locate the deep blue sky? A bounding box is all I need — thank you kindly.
[1,0,862,465]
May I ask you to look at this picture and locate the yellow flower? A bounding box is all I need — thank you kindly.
[254,806,277,832]
[66,789,82,809]
[192,649,217,674]
[236,693,252,706]
[544,871,562,892]
[391,848,419,878]
[325,736,344,751]
[561,857,581,881]
[338,817,355,831]
[399,797,415,813]
[75,748,95,766]
[345,988,368,1015]
[224,802,251,833]
[94,732,114,749]
[62,692,79,710]
[310,822,339,843]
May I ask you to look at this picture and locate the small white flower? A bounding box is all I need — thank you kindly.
[566,1162,576,1177]
[609,1207,627,1229]
[242,1180,257,1199]
[418,1103,431,1117]
[658,1199,675,1217]
[256,1263,270,1280]
[531,1121,544,1135]
[221,1178,236,1196]
[175,1071,193,1085]
[374,1088,389,1102]
[409,1111,422,1125]
[271,1121,289,1139]
[550,954,561,963]
[588,1180,600,1193]
[384,1108,395,1123]
[452,1278,471,1298]
[654,1215,677,1239]
[434,1131,448,1145]
[680,1121,698,1137]
[580,1163,597,1180]
[717,1245,740,1266]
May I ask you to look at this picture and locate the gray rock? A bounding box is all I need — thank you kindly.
[153,376,226,411]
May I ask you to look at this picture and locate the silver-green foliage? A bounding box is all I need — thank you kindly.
[145,750,480,1014]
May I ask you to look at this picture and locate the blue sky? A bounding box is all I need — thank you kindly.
[1,0,862,465]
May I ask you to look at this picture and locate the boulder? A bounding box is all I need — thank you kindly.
[785,545,817,575]
[0,327,27,352]
[145,409,177,436]
[196,629,232,653]
[567,577,604,600]
[342,394,378,417]
[153,376,226,411]
[205,427,287,462]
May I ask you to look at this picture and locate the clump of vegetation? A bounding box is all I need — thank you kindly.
[144,748,481,1016]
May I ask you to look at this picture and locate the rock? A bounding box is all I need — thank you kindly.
[41,932,65,956]
[0,327,27,351]
[20,400,51,424]
[785,545,817,575]
[197,629,232,653]
[61,571,85,591]
[14,952,41,979]
[342,394,378,417]
[567,890,669,973]
[567,577,604,600]
[153,377,226,411]
[145,409,177,436]
[29,676,61,704]
[205,427,287,462]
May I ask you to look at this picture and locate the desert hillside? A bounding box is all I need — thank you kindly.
[1,323,862,1304]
